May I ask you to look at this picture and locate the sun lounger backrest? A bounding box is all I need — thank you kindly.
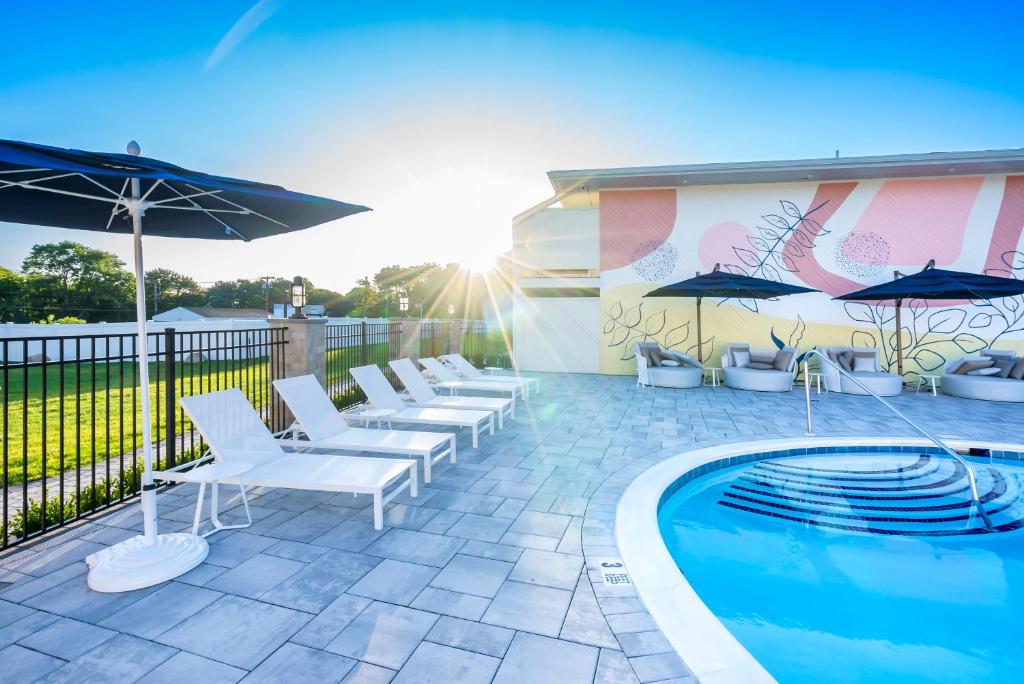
[273,374,351,442]
[442,354,484,379]
[180,388,283,467]
[420,357,460,382]
[389,358,438,403]
[350,365,406,410]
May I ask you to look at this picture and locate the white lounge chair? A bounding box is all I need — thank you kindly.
[163,388,417,530]
[419,357,522,400]
[273,374,457,483]
[349,364,494,448]
[389,358,515,427]
[441,353,540,397]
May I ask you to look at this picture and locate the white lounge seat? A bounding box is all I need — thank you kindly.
[820,347,902,397]
[942,350,1024,402]
[273,374,457,484]
[634,341,703,389]
[441,353,540,397]
[419,357,522,400]
[389,358,515,427]
[721,343,798,393]
[349,365,494,448]
[163,388,417,530]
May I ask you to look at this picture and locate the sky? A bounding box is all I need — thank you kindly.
[2,1,1023,292]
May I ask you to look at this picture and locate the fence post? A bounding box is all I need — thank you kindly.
[268,319,326,429]
[399,320,423,365]
[450,320,463,356]
[360,321,368,366]
[163,327,176,469]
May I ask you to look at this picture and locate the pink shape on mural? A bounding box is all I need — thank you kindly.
[600,189,676,271]
[850,177,983,265]
[698,221,754,272]
[984,175,1024,273]
[781,182,859,297]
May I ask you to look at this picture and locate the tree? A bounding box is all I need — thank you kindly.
[0,266,25,322]
[21,241,134,321]
[146,268,205,312]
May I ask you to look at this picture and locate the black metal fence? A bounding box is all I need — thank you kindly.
[325,322,402,408]
[0,327,286,550]
[461,320,512,368]
[419,321,452,360]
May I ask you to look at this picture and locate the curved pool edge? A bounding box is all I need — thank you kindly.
[615,435,1024,684]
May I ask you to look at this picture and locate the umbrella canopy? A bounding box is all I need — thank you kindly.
[0,139,368,592]
[644,264,818,361]
[836,260,1024,375]
[0,138,368,236]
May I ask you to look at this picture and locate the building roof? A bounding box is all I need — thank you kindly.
[160,306,268,319]
[546,148,1024,206]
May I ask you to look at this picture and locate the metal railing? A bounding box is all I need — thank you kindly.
[802,349,991,528]
[419,321,452,360]
[325,322,402,408]
[460,320,512,369]
[0,326,287,549]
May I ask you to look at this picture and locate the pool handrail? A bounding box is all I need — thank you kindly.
[801,349,992,529]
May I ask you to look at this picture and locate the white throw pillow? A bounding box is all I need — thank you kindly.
[852,356,875,372]
[732,350,751,368]
[659,359,680,367]
[967,367,1001,376]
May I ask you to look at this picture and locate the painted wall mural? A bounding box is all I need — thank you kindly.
[599,176,1024,375]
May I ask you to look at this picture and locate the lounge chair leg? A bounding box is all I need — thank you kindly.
[497,410,503,430]
[450,436,457,464]
[423,452,432,484]
[373,490,384,530]
[472,425,478,449]
[489,415,495,435]
[408,463,418,497]
[191,481,207,536]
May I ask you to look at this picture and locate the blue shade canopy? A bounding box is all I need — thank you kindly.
[644,265,819,299]
[836,262,1024,301]
[0,139,370,240]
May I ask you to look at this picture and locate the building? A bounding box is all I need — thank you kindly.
[511,149,1024,374]
[152,306,269,322]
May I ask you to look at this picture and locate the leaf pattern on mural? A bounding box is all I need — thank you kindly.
[842,251,1024,377]
[722,199,830,312]
[603,300,714,362]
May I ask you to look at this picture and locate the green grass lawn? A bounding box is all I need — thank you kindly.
[1,343,384,487]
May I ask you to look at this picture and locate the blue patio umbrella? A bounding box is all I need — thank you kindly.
[0,139,369,591]
[644,263,818,362]
[836,260,1024,375]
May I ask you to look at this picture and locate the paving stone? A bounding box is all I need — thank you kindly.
[243,642,357,683]
[264,505,354,542]
[509,549,582,590]
[205,532,279,568]
[205,553,305,599]
[482,581,572,637]
[314,520,388,551]
[260,549,380,613]
[425,615,514,657]
[444,513,512,542]
[265,539,331,563]
[22,573,159,624]
[628,652,693,683]
[458,539,524,563]
[291,593,372,649]
[18,616,116,660]
[99,582,222,639]
[423,490,504,515]
[0,563,86,603]
[0,611,60,649]
[363,528,464,568]
[138,651,246,684]
[42,633,177,683]
[417,510,463,534]
[392,641,500,684]
[499,531,561,551]
[410,586,491,621]
[157,595,311,669]
[492,632,599,684]
[429,554,512,598]
[509,510,574,539]
[348,559,439,605]
[559,574,618,648]
[0,644,65,681]
[618,629,674,657]
[594,648,641,684]
[340,661,396,683]
[325,601,438,670]
[176,562,229,586]
[606,611,658,635]
[0,599,34,628]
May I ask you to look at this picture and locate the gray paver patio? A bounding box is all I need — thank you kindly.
[2,371,1021,682]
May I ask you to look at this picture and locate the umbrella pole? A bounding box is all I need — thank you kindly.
[895,298,904,377]
[695,297,703,363]
[128,188,159,546]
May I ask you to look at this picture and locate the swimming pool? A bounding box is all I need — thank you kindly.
[616,439,1024,684]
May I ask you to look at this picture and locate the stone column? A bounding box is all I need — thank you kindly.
[269,318,327,429]
[399,320,423,364]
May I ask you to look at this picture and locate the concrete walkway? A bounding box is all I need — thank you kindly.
[1,373,1020,683]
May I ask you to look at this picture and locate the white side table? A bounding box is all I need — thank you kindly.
[806,371,826,394]
[916,374,941,397]
[358,408,396,429]
[703,367,722,386]
[184,461,253,538]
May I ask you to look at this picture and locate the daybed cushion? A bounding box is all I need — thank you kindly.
[750,349,776,364]
[773,349,795,371]
[731,349,751,368]
[954,358,994,375]
[852,355,874,372]
[968,367,1002,377]
[942,373,1024,402]
[747,362,774,370]
[990,356,1016,378]
[1012,358,1024,381]
[660,359,680,367]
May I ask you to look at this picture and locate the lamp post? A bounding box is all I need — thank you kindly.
[448,303,455,317]
[399,291,409,317]
[289,276,308,319]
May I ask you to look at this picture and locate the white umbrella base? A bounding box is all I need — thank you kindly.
[86,532,209,593]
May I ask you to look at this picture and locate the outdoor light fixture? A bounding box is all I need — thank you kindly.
[399,291,409,316]
[448,303,455,316]
[290,276,308,319]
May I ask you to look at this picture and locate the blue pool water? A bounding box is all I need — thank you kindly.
[658,451,1024,683]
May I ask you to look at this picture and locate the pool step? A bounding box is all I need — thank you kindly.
[719,454,1024,536]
